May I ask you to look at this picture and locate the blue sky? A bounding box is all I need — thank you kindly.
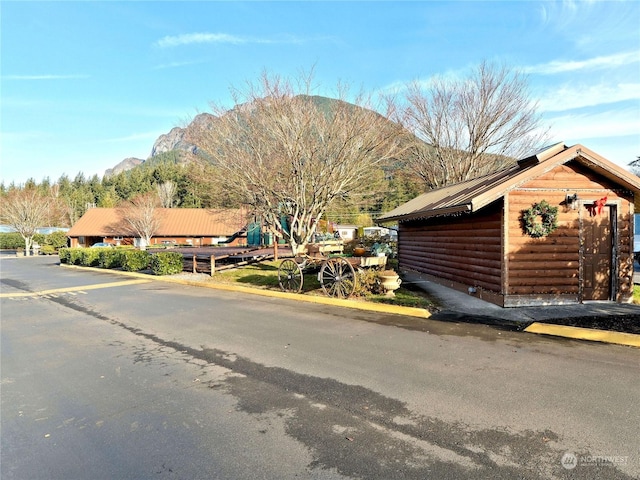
[1,0,639,185]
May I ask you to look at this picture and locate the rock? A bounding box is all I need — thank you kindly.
[149,113,217,158]
[104,157,144,177]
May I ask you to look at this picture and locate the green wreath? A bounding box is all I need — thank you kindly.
[522,200,558,238]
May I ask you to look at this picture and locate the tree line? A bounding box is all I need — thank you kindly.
[1,154,225,224]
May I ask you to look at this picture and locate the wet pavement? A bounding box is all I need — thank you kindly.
[4,256,639,479]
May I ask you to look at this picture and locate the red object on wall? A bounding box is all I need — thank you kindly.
[586,196,608,216]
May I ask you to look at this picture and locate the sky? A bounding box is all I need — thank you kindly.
[1,0,639,186]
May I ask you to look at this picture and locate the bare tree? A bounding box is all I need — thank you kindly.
[118,193,163,249]
[398,61,549,189]
[1,188,54,255]
[189,71,405,254]
[156,181,177,208]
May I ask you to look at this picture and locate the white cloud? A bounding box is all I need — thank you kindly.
[154,31,328,48]
[545,107,640,140]
[376,69,466,97]
[156,32,248,48]
[152,59,207,70]
[538,82,640,112]
[523,51,640,75]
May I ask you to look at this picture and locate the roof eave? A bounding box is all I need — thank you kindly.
[378,204,472,224]
[574,146,640,193]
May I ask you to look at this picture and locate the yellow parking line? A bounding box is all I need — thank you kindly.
[0,279,151,298]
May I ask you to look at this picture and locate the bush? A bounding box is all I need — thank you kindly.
[121,250,151,272]
[46,230,69,249]
[150,252,184,275]
[98,249,123,269]
[1,231,69,251]
[33,233,46,246]
[58,247,71,263]
[353,268,383,296]
[40,245,56,255]
[79,248,101,267]
[0,232,25,249]
[66,248,85,265]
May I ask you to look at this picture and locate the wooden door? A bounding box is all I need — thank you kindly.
[582,205,613,300]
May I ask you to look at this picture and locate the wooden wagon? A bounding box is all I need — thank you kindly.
[277,242,387,298]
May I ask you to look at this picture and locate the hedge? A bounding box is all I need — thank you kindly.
[59,247,110,267]
[44,231,69,249]
[150,252,184,275]
[0,233,25,249]
[59,247,184,275]
[68,248,86,265]
[58,247,71,263]
[98,249,123,269]
[121,250,151,272]
[79,248,101,267]
[0,231,69,251]
[40,245,57,255]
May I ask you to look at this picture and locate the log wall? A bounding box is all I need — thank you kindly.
[507,161,634,300]
[398,201,503,292]
[506,190,580,295]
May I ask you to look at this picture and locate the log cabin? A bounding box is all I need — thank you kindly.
[377,143,640,307]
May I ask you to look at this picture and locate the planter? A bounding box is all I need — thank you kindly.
[378,271,401,297]
[354,247,366,256]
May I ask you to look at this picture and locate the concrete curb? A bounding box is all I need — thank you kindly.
[60,264,431,319]
[524,322,640,348]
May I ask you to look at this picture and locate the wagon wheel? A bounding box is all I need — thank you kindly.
[320,257,356,298]
[278,259,304,293]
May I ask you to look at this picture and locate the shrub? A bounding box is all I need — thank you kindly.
[67,248,85,265]
[98,249,123,269]
[0,232,25,249]
[45,231,69,249]
[353,269,382,296]
[58,247,71,263]
[40,245,56,255]
[32,233,46,246]
[150,252,184,275]
[79,248,101,267]
[121,250,151,272]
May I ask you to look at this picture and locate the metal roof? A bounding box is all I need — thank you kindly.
[377,143,640,223]
[66,208,248,237]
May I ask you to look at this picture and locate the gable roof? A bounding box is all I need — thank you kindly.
[67,207,248,237]
[377,143,640,223]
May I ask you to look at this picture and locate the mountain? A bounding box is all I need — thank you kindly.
[148,113,217,158]
[104,96,404,176]
[104,157,144,177]
[104,113,217,176]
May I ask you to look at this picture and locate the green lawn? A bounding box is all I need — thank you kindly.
[208,260,436,310]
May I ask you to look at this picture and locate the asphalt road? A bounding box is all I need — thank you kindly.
[1,256,639,479]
